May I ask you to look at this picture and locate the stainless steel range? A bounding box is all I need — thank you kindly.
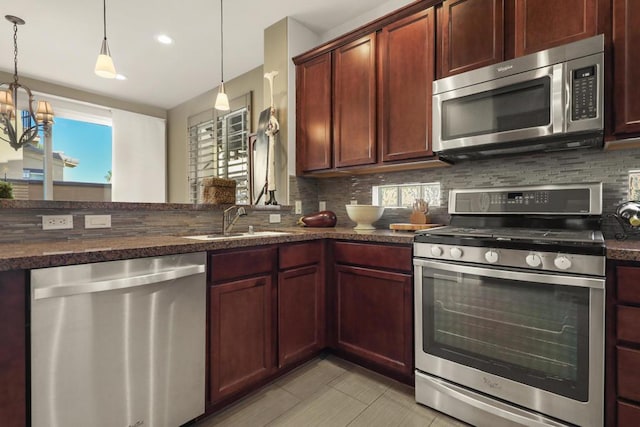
[413,183,605,427]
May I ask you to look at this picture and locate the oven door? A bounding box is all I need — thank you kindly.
[414,258,604,427]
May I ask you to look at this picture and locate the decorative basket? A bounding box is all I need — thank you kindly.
[202,178,236,205]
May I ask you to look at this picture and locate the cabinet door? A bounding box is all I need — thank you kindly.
[333,34,377,167]
[209,275,273,404]
[0,271,26,427]
[334,265,413,378]
[438,0,504,78]
[379,8,435,162]
[278,264,325,368]
[512,0,599,57]
[296,53,332,173]
[614,0,640,135]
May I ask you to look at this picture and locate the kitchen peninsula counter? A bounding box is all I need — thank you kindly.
[0,227,415,271]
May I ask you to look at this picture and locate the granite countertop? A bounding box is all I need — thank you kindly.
[605,239,640,261]
[0,227,416,272]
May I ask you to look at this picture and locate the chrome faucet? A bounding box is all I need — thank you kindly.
[222,206,247,235]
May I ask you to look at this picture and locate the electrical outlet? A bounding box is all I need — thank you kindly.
[85,215,111,229]
[295,200,302,214]
[269,214,281,223]
[42,215,73,230]
[319,201,326,211]
[350,200,358,205]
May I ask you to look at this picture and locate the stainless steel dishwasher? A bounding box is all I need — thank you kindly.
[30,252,207,427]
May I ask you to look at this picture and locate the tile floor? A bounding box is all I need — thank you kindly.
[196,354,469,427]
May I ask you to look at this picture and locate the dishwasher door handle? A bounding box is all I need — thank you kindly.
[33,264,205,300]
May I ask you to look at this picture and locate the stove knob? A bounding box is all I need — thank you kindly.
[430,246,443,257]
[485,250,499,263]
[525,253,542,267]
[554,255,572,270]
[450,247,463,259]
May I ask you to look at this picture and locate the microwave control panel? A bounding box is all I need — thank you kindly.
[572,66,598,121]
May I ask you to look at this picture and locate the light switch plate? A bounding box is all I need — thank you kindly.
[85,214,111,229]
[319,201,326,211]
[295,200,302,214]
[42,215,73,230]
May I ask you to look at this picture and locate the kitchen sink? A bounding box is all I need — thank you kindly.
[182,231,292,241]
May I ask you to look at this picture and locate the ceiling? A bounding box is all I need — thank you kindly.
[0,0,404,110]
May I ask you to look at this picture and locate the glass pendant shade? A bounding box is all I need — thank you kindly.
[95,39,116,79]
[215,83,230,111]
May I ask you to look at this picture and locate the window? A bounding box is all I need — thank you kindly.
[0,93,113,201]
[372,182,441,208]
[188,93,251,204]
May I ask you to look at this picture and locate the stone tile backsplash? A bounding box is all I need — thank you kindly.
[3,146,639,243]
[290,146,640,239]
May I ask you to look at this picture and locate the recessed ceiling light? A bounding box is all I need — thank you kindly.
[115,74,127,80]
[156,34,173,45]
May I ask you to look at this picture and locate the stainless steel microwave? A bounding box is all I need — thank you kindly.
[433,35,604,161]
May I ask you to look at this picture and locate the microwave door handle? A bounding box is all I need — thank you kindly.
[551,63,565,134]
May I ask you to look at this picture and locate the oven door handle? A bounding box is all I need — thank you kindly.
[413,259,604,289]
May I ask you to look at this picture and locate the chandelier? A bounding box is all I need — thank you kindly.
[0,15,54,151]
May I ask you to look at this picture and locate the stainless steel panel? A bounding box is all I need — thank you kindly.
[415,371,570,427]
[433,35,604,94]
[31,252,207,427]
[432,65,559,152]
[413,245,606,277]
[414,261,604,427]
[447,183,603,215]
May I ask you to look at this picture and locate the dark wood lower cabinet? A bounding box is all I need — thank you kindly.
[331,242,413,382]
[0,270,27,427]
[208,274,274,404]
[278,264,325,367]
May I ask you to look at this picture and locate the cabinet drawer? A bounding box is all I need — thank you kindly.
[333,242,412,272]
[617,266,640,304]
[279,241,322,270]
[209,247,276,283]
[618,400,640,427]
[618,306,640,343]
[618,346,640,401]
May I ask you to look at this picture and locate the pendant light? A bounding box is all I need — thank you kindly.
[215,0,230,111]
[95,0,117,78]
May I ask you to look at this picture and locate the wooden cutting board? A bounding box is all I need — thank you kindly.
[389,223,444,231]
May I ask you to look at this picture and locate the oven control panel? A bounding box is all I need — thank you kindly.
[413,243,605,277]
[449,183,602,215]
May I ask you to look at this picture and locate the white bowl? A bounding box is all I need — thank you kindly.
[345,205,385,230]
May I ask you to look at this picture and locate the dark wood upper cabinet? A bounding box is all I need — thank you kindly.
[0,270,27,427]
[613,0,640,135]
[379,8,435,162]
[296,53,332,174]
[512,0,600,57]
[333,34,377,168]
[437,0,504,78]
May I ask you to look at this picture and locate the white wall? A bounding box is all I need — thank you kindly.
[112,109,166,202]
[320,0,415,42]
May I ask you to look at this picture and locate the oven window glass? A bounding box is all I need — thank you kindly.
[442,77,551,140]
[422,267,589,401]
